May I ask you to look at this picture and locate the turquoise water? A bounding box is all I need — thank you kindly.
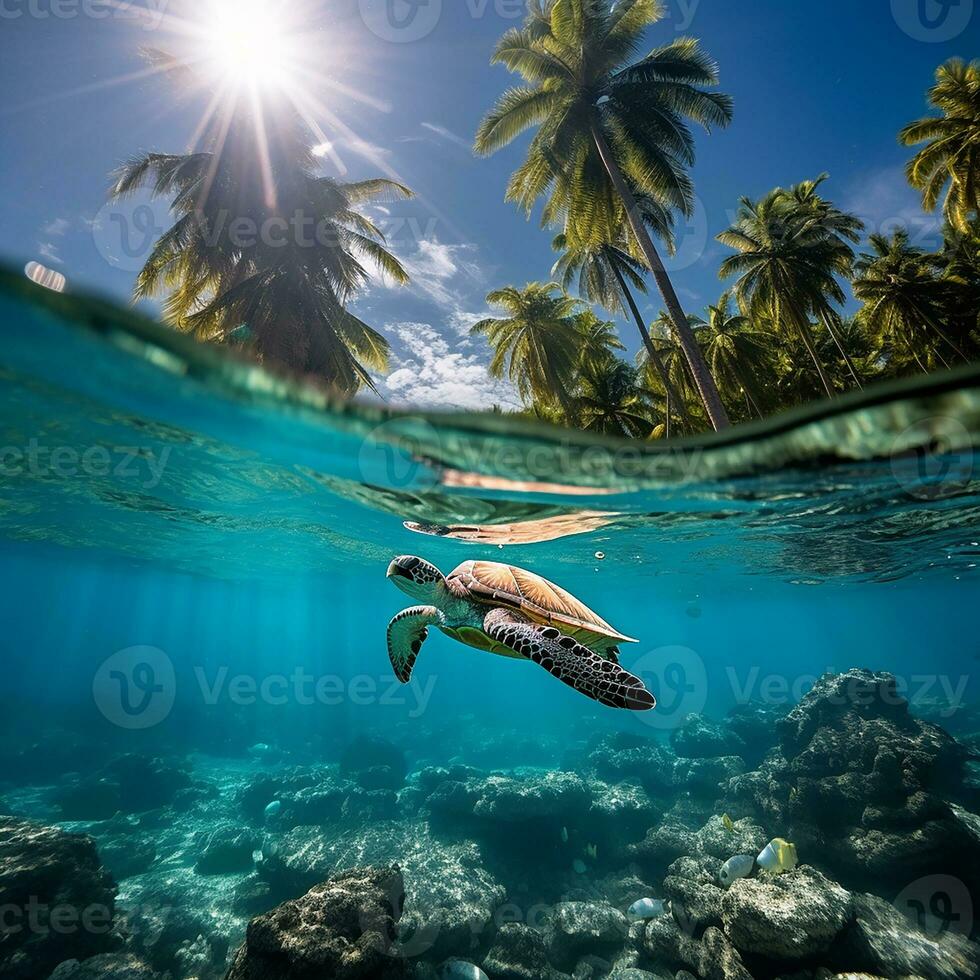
[1,271,979,977]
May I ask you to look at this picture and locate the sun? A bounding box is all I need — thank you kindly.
[199,0,300,91]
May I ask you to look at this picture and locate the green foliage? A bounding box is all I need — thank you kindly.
[901,58,980,234]
[475,0,733,427]
[110,97,412,394]
[471,282,586,414]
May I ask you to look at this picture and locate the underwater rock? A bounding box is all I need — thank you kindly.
[481,923,563,980]
[723,702,787,766]
[471,772,593,823]
[629,815,767,873]
[587,780,663,853]
[117,900,226,978]
[194,825,261,875]
[662,855,724,934]
[720,865,853,960]
[267,820,505,961]
[236,768,328,821]
[643,918,752,980]
[53,756,192,819]
[225,865,407,980]
[604,970,672,980]
[339,736,407,791]
[586,733,676,792]
[549,901,631,968]
[341,787,400,824]
[592,866,659,910]
[729,669,980,895]
[47,953,160,980]
[835,892,979,980]
[284,783,351,825]
[0,816,118,980]
[670,755,745,792]
[671,714,745,761]
[97,834,157,880]
[425,779,484,820]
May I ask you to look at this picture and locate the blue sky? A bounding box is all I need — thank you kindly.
[0,0,975,409]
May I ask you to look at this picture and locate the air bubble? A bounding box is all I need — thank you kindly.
[594,551,605,561]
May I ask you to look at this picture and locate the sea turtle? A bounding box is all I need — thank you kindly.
[386,556,655,711]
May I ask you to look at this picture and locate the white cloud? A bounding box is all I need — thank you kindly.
[312,136,394,178]
[42,218,70,237]
[375,238,490,334]
[37,242,62,264]
[382,321,519,411]
[421,122,472,152]
[843,166,942,250]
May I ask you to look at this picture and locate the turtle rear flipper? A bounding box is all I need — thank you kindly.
[387,606,442,683]
[484,609,655,712]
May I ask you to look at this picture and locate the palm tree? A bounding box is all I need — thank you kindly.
[901,59,980,234]
[937,220,980,348]
[785,175,866,386]
[474,0,734,431]
[853,230,966,373]
[574,309,625,372]
[552,232,694,430]
[576,359,659,437]
[697,291,776,419]
[718,189,846,398]
[110,101,411,394]
[638,311,706,436]
[471,282,584,414]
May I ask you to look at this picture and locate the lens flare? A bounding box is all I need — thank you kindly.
[200,0,297,90]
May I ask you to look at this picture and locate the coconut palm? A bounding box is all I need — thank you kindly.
[853,230,966,373]
[697,292,776,419]
[110,103,411,394]
[637,312,706,436]
[474,0,734,430]
[718,190,847,398]
[471,282,584,414]
[784,175,866,386]
[901,58,980,234]
[552,232,693,430]
[576,359,659,438]
[937,220,980,347]
[574,309,625,372]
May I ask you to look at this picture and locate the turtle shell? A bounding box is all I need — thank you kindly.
[447,560,637,645]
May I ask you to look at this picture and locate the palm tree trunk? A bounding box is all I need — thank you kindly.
[610,261,693,432]
[731,363,764,419]
[592,125,730,431]
[820,312,863,389]
[779,295,835,398]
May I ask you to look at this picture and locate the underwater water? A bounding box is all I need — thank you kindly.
[1,270,980,980]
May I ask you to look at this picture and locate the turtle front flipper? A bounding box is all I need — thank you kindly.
[387,606,442,683]
[484,609,655,712]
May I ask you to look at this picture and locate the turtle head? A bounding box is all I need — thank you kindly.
[387,556,447,604]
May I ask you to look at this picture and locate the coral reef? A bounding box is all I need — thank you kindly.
[1,670,977,980]
[0,817,118,980]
